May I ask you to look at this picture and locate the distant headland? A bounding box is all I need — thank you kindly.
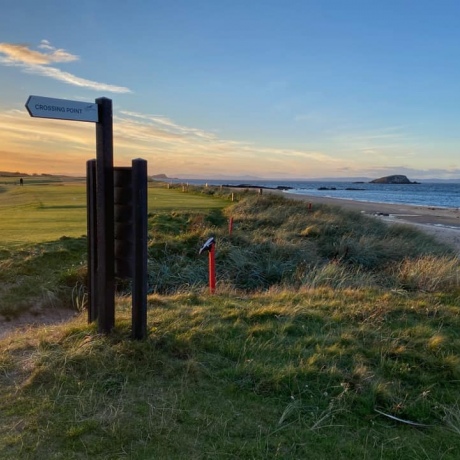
[151,173,178,180]
[369,175,420,184]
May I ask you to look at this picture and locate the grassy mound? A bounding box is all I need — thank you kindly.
[148,193,458,293]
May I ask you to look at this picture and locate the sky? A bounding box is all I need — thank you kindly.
[1,1,460,180]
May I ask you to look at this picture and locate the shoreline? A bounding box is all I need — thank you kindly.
[227,185,460,228]
[282,191,460,228]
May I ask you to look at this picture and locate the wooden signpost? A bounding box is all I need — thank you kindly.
[26,95,99,122]
[26,95,148,339]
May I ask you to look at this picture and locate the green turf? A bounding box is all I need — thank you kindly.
[0,182,228,248]
[0,175,64,186]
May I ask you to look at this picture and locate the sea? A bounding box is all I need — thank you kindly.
[169,179,460,209]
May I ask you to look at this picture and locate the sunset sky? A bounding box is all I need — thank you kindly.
[1,1,460,180]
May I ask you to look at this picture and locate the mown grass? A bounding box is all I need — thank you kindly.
[0,181,229,248]
[1,183,460,458]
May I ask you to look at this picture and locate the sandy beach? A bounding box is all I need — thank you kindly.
[269,190,460,254]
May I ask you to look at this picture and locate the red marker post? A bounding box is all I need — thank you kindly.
[209,243,216,294]
[199,237,216,294]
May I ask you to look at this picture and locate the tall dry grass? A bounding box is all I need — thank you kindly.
[146,193,458,294]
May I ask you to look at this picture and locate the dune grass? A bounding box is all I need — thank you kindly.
[1,185,460,458]
[147,193,458,293]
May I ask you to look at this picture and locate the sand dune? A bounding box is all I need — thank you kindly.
[274,190,460,255]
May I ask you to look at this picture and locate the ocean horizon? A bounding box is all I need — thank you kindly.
[169,179,460,209]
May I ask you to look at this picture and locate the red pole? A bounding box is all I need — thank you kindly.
[209,243,216,294]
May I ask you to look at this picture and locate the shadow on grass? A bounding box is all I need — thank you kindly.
[0,236,87,318]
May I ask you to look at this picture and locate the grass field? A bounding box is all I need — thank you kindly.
[0,180,230,318]
[1,179,460,458]
[0,181,229,247]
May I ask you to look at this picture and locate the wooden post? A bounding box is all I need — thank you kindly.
[86,159,98,323]
[95,97,115,333]
[114,167,133,279]
[132,159,148,339]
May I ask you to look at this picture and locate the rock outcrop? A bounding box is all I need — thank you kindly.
[151,173,169,179]
[370,175,418,184]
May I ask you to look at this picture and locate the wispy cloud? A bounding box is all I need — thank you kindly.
[3,107,455,179]
[21,65,131,93]
[0,40,131,93]
[0,40,78,64]
[119,111,220,140]
[0,108,339,177]
[338,125,414,145]
[115,111,334,165]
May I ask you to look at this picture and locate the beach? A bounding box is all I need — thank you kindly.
[273,190,460,254]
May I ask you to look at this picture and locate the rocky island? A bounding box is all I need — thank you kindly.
[370,175,419,184]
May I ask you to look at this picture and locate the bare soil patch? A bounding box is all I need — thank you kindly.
[0,308,77,340]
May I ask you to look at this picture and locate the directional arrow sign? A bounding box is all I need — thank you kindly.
[25,95,99,122]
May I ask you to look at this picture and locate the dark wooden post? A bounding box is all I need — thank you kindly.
[95,97,115,333]
[114,167,134,279]
[132,159,148,339]
[86,159,98,323]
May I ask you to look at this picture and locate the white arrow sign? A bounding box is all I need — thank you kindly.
[25,95,99,122]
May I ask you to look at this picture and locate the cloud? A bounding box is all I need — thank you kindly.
[0,108,341,177]
[2,107,456,179]
[115,111,335,166]
[119,111,218,140]
[0,40,78,65]
[0,40,131,93]
[22,65,131,93]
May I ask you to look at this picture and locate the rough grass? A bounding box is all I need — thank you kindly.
[0,237,87,318]
[1,290,460,458]
[147,193,458,293]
